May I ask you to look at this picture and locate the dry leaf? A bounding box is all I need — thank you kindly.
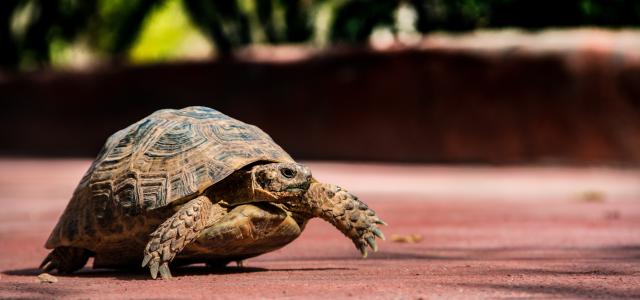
[577,190,606,203]
[391,234,423,244]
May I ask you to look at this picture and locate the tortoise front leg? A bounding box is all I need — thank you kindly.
[299,182,386,257]
[142,195,212,279]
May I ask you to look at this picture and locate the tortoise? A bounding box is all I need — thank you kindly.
[41,106,385,279]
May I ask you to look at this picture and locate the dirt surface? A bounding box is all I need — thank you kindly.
[1,159,639,299]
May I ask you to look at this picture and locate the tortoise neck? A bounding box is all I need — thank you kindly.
[207,169,278,205]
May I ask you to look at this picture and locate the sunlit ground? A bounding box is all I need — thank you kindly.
[2,159,638,205]
[0,159,639,298]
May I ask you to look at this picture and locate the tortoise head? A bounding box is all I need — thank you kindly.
[251,162,312,200]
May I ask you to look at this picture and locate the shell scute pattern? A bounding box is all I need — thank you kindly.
[145,122,207,158]
[139,175,168,210]
[84,106,293,216]
[104,118,158,164]
[173,106,226,119]
[209,123,261,142]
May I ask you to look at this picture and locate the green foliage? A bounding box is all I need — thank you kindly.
[129,0,210,63]
[411,0,491,32]
[1,0,640,70]
[182,0,317,56]
[330,0,399,42]
[1,0,97,69]
[92,0,162,57]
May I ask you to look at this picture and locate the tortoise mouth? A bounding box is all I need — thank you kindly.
[286,188,305,194]
[286,181,311,193]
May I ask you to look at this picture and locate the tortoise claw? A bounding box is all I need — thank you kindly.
[359,245,368,258]
[149,261,159,279]
[159,262,172,279]
[373,228,386,241]
[42,261,58,273]
[39,252,54,270]
[145,255,172,279]
[366,236,378,252]
[141,254,151,268]
[39,247,89,274]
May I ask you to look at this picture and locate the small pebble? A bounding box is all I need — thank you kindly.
[37,273,58,283]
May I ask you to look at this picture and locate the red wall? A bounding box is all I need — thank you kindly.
[1,47,639,164]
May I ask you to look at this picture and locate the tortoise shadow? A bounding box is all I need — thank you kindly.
[3,265,354,280]
[3,265,266,280]
[274,244,640,262]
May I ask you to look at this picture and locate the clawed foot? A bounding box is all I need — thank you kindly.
[305,183,387,258]
[39,246,90,274]
[354,223,386,258]
[141,229,176,279]
[347,201,386,258]
[141,196,211,279]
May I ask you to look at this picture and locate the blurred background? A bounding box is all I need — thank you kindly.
[1,2,640,298]
[1,0,640,164]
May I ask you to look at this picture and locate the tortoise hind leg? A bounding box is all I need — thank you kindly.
[142,195,213,279]
[40,246,91,274]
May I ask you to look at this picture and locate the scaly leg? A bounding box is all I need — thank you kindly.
[142,195,212,279]
[299,182,386,257]
[39,246,91,274]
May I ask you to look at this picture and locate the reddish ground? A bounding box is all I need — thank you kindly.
[0,160,639,299]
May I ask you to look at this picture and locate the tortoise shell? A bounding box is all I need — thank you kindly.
[80,106,293,214]
[46,106,294,249]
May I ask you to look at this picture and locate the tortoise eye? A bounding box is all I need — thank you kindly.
[280,168,296,178]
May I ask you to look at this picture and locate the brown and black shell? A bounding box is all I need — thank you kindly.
[45,106,293,249]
